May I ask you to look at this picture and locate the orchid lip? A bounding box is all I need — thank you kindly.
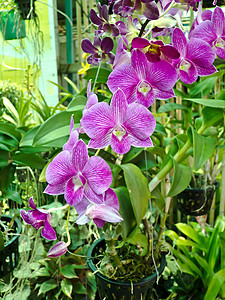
[215,37,225,48]
[180,60,191,71]
[72,176,84,192]
[112,124,126,141]
[138,81,152,97]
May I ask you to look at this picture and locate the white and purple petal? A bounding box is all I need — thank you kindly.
[41,215,57,240]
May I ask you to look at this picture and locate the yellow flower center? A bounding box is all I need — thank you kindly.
[113,125,126,141]
[138,81,152,97]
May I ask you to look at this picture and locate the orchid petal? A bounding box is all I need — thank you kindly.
[88,132,112,149]
[215,46,225,60]
[104,188,119,210]
[212,7,224,37]
[161,45,180,59]
[172,28,188,57]
[41,216,57,240]
[107,63,139,104]
[187,38,215,67]
[131,37,150,49]
[124,103,156,139]
[45,150,76,185]
[129,135,153,147]
[82,102,115,139]
[44,182,66,195]
[90,9,103,25]
[190,20,216,45]
[84,185,104,204]
[71,140,88,172]
[29,197,36,210]
[154,88,175,100]
[82,156,112,194]
[110,89,128,123]
[131,49,148,80]
[81,39,98,54]
[101,37,114,53]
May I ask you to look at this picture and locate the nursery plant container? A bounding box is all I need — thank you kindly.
[0,10,26,40]
[176,181,220,216]
[87,238,166,300]
[0,215,22,278]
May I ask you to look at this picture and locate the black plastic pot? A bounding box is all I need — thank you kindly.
[177,181,220,216]
[0,215,22,278]
[87,238,166,300]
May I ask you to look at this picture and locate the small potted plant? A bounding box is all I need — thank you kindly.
[20,1,225,299]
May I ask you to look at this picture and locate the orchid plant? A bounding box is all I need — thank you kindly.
[21,0,225,282]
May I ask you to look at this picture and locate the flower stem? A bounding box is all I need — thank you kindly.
[65,206,71,246]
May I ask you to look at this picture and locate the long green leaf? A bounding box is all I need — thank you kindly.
[167,157,192,197]
[12,152,45,169]
[185,98,225,108]
[33,111,82,147]
[204,269,225,300]
[61,278,73,298]
[192,128,216,171]
[114,186,137,239]
[0,123,21,141]
[120,163,150,225]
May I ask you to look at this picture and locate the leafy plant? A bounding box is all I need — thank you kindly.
[166,216,225,300]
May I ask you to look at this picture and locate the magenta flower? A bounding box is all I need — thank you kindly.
[81,88,156,154]
[44,140,112,206]
[81,36,114,65]
[21,197,56,240]
[75,188,123,228]
[172,28,216,84]
[47,241,67,258]
[107,49,177,108]
[190,7,225,60]
[131,37,180,62]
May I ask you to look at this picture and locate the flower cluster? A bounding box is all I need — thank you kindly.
[21,0,222,259]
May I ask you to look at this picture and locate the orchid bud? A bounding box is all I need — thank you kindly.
[47,241,67,258]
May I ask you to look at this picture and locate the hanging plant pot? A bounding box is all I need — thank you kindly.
[14,0,37,20]
[0,10,26,40]
[176,181,220,216]
[0,215,22,278]
[87,238,166,300]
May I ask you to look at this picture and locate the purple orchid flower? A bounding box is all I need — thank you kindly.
[47,241,68,258]
[81,88,156,155]
[75,188,123,228]
[131,37,180,63]
[44,140,112,206]
[172,27,216,84]
[189,7,225,60]
[21,197,56,240]
[81,36,115,65]
[90,4,120,36]
[107,49,177,108]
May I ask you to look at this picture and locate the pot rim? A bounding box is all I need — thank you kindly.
[87,237,166,286]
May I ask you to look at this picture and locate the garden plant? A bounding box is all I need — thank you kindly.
[0,0,225,299]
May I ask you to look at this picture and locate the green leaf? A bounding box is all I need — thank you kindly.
[84,67,111,83]
[185,98,225,108]
[204,269,225,300]
[0,149,9,167]
[3,97,19,123]
[114,186,137,239]
[0,230,4,250]
[4,190,22,204]
[202,107,224,128]
[33,111,82,147]
[12,152,45,169]
[175,223,208,251]
[67,95,87,111]
[122,147,144,163]
[73,281,86,294]
[0,123,21,141]
[38,279,58,295]
[192,128,216,171]
[120,163,150,225]
[189,77,217,96]
[60,265,79,279]
[167,157,192,197]
[29,267,51,278]
[158,103,187,113]
[127,231,148,256]
[61,279,73,298]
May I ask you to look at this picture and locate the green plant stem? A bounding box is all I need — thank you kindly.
[65,206,71,246]
[104,225,125,274]
[149,125,206,192]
